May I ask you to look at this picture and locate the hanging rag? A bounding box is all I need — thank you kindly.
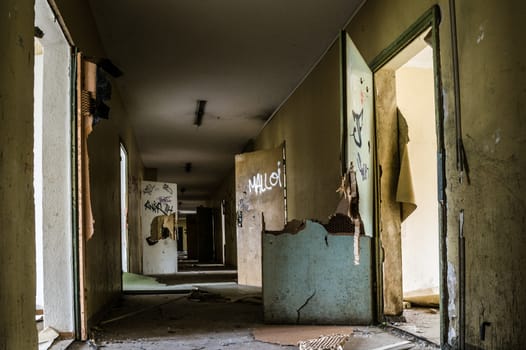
[395,109,417,221]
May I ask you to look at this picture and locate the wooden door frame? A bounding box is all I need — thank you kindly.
[368,5,447,345]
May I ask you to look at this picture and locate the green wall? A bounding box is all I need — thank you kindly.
[0,0,37,349]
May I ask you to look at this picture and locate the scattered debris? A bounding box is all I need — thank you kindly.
[382,324,440,349]
[385,314,407,324]
[38,327,59,350]
[187,289,229,302]
[297,334,349,350]
[252,325,353,346]
[366,341,414,350]
[229,294,262,304]
[403,289,439,307]
[99,294,187,325]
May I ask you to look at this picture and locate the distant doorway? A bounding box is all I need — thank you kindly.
[374,24,443,345]
[120,143,129,272]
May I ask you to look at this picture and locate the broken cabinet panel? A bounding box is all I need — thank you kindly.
[263,221,374,324]
[235,146,285,287]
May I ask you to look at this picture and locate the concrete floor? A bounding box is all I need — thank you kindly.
[389,307,441,345]
[62,264,440,349]
[68,289,296,350]
[63,286,437,349]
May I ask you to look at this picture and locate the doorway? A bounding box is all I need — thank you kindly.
[120,144,129,272]
[34,0,75,338]
[374,27,442,345]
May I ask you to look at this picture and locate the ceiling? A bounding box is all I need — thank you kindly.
[87,0,364,211]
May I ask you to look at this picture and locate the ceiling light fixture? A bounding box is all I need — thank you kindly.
[194,100,207,126]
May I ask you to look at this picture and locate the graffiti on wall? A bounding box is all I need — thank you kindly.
[346,34,374,236]
[247,161,283,195]
[142,182,176,215]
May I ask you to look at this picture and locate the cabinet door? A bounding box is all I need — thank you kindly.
[235,146,285,287]
[345,33,374,237]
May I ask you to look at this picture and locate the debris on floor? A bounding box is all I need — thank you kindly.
[229,294,262,304]
[403,289,439,308]
[191,285,263,304]
[187,288,228,302]
[38,327,59,350]
[252,325,354,346]
[385,308,440,346]
[343,327,442,350]
[100,294,188,325]
[67,271,438,350]
[298,334,349,350]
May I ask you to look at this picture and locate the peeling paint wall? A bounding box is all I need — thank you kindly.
[141,181,178,274]
[54,0,145,327]
[0,0,37,348]
[255,0,526,347]
[348,0,526,347]
[263,221,374,324]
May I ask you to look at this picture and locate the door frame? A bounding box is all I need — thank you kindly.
[368,5,447,345]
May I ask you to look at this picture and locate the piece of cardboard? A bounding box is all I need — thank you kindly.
[252,325,353,346]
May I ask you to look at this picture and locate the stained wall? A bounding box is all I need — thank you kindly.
[347,0,526,347]
[254,0,526,347]
[255,42,342,222]
[0,0,37,348]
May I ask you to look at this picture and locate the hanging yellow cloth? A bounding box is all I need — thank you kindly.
[396,143,417,221]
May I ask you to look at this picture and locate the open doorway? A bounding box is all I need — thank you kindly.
[374,28,441,345]
[120,144,129,273]
[34,0,75,339]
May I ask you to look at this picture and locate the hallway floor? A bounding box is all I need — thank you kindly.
[65,282,439,350]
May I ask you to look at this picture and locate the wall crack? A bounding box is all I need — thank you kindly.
[296,291,316,323]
